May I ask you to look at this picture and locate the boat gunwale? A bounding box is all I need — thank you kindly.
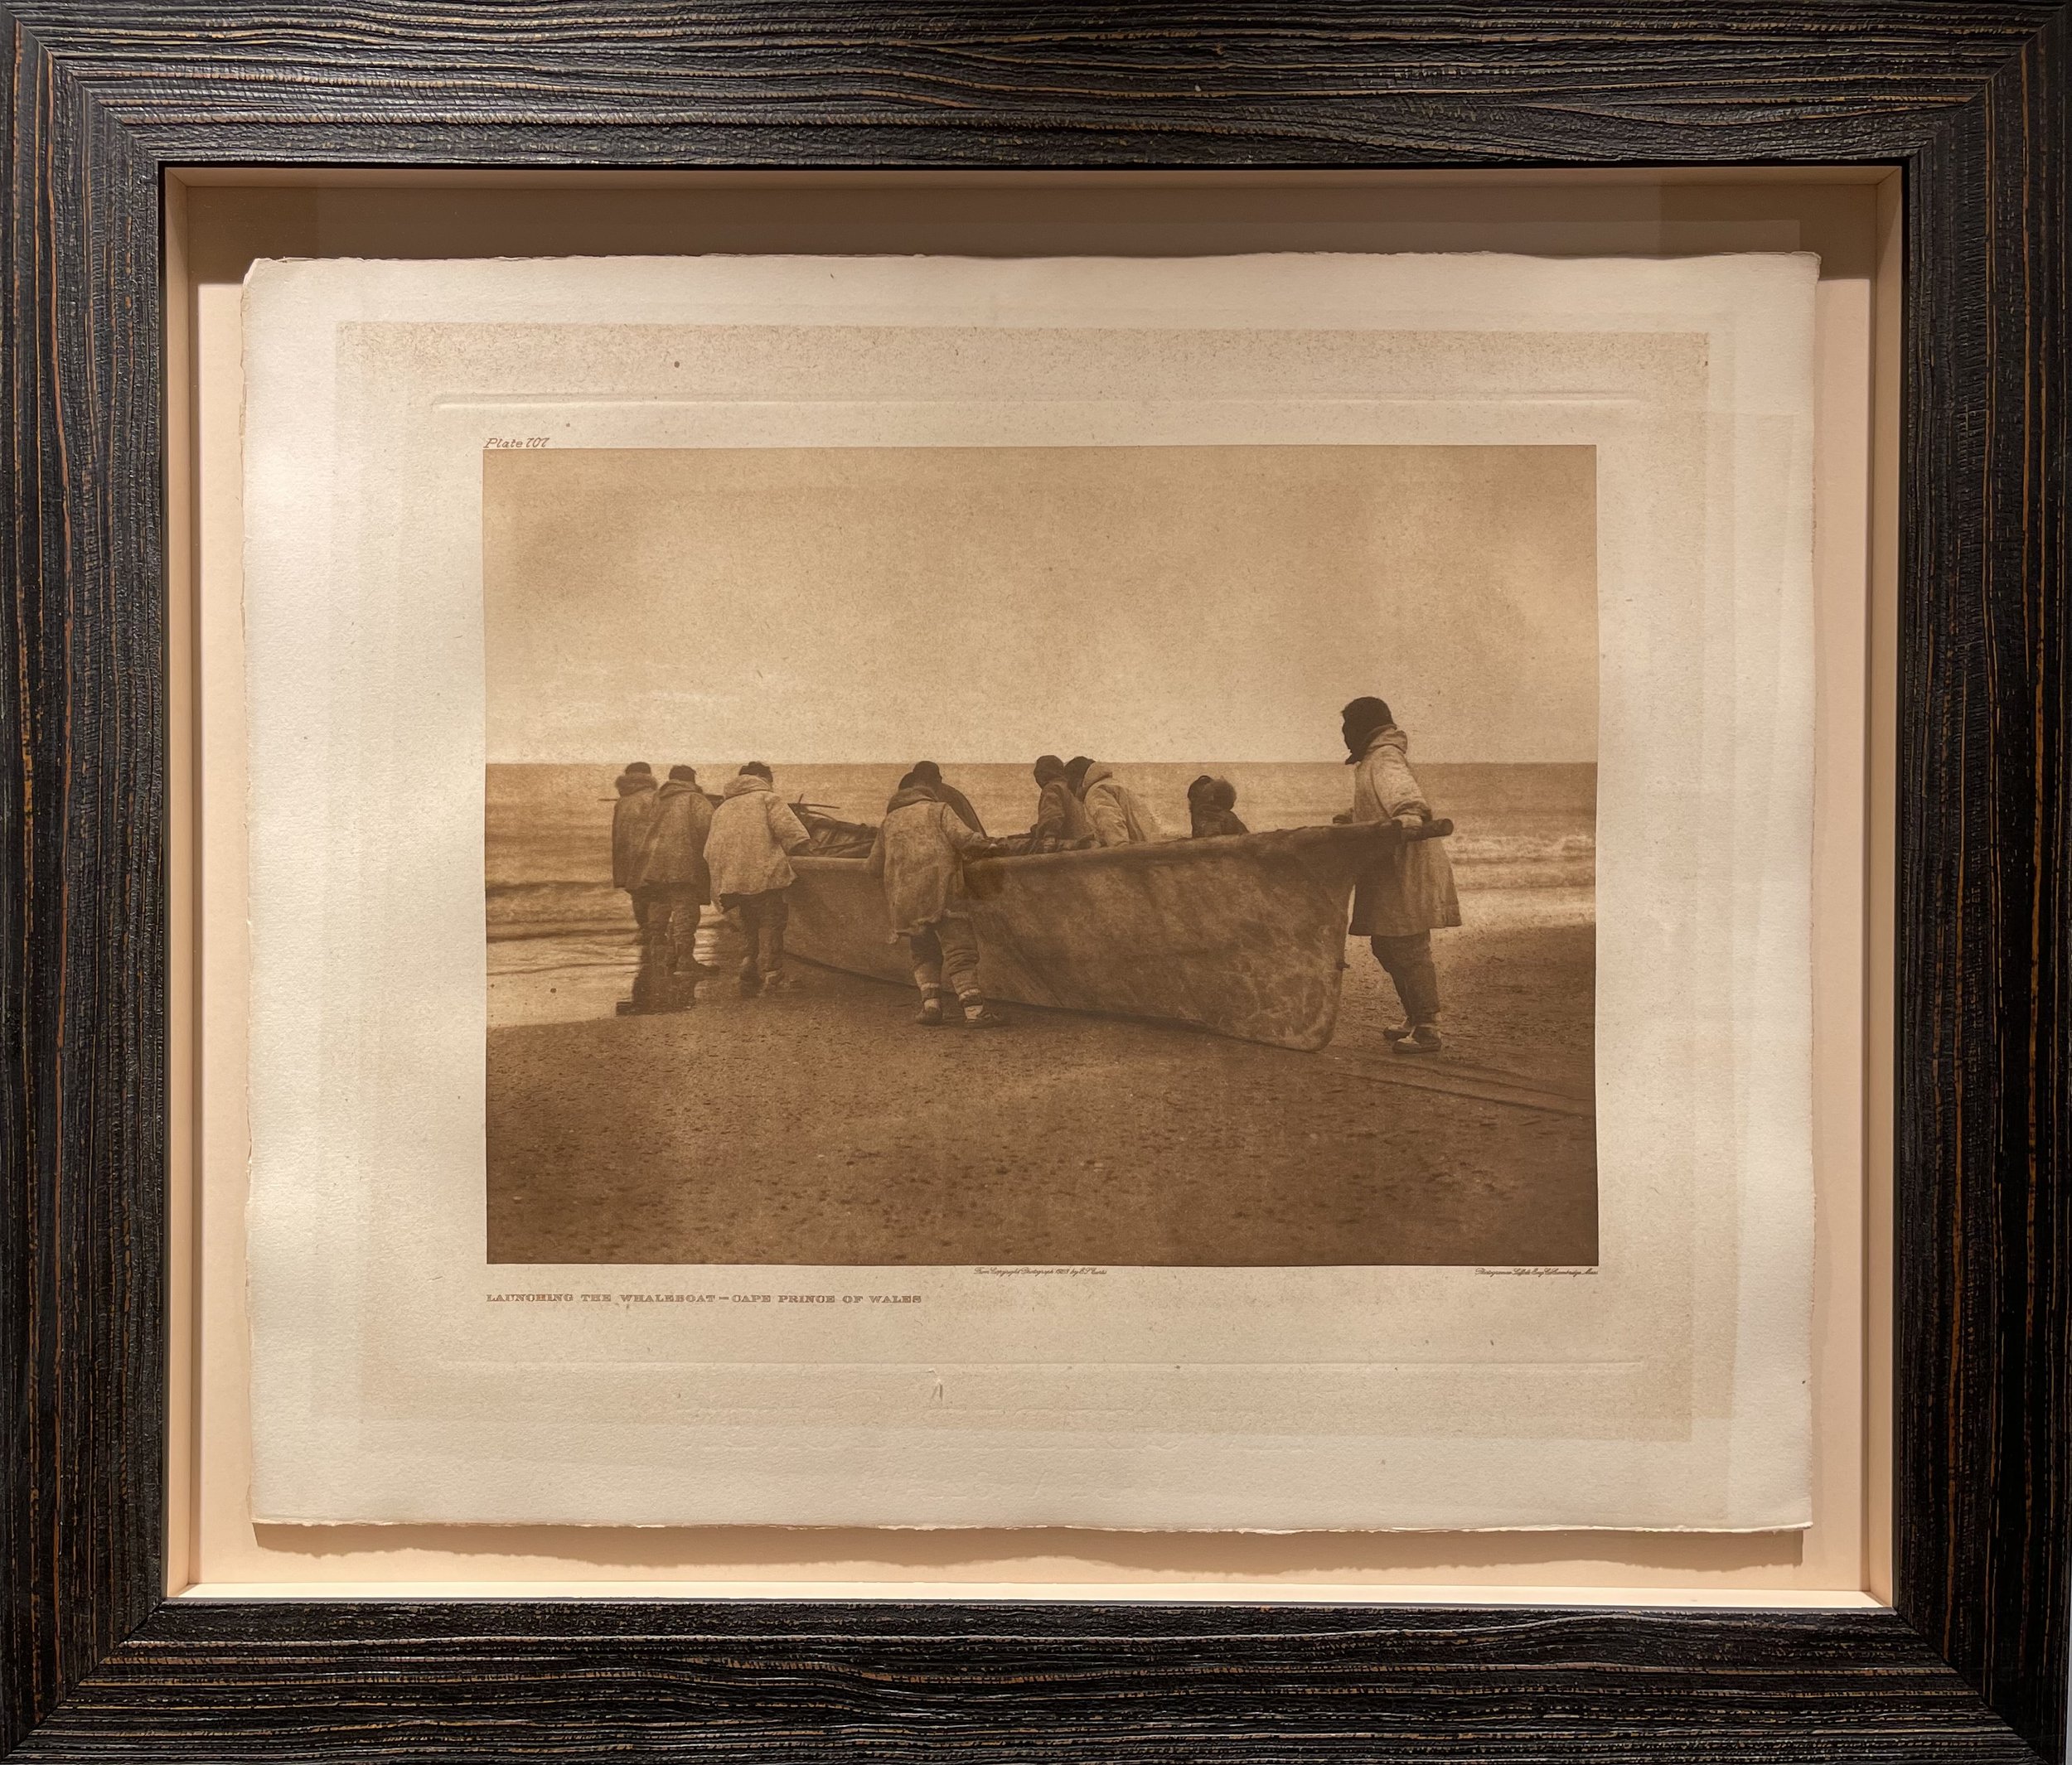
[791,820,1402,878]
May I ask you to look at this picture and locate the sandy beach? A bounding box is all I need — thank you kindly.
[486,883,1595,1268]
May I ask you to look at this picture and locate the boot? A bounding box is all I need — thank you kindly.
[759,969,795,995]
[738,957,762,999]
[622,956,686,1016]
[622,954,657,1014]
[1393,1023,1443,1055]
[916,987,947,1027]
[958,991,1006,1028]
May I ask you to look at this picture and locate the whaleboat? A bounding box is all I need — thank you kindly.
[784,821,1418,1052]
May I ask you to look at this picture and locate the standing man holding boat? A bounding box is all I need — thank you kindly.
[705,762,813,998]
[1340,695,1460,1055]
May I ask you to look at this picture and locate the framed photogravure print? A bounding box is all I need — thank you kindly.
[3,6,2068,1762]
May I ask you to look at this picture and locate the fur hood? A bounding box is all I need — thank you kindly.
[1353,725,1409,764]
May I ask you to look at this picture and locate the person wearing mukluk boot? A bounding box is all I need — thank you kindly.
[868,771,1009,1028]
[705,762,813,997]
[622,763,713,1014]
[1339,694,1461,1055]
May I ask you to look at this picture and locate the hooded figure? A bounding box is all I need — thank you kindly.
[908,761,985,834]
[610,762,660,932]
[1028,753,1093,849]
[1077,762,1163,846]
[705,764,813,995]
[869,778,995,933]
[1188,774,1249,839]
[1342,696,1460,1053]
[705,766,811,898]
[628,765,714,1000]
[637,766,714,903]
[612,762,658,890]
[868,775,1005,1027]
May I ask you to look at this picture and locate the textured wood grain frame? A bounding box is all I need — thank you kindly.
[0,3,2065,1760]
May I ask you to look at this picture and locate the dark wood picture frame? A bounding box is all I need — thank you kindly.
[2,3,2066,1759]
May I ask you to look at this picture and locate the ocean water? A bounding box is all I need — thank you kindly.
[487,760,1595,941]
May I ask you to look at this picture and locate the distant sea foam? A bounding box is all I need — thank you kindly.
[487,760,1595,940]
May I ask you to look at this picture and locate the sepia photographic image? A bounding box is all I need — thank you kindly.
[485,443,1598,1269]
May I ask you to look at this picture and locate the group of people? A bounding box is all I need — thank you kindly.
[610,759,812,1012]
[893,755,1244,851]
[606,695,1460,1050]
[864,756,1255,1028]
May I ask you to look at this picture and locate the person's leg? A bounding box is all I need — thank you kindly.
[1368,933,1410,1033]
[756,888,792,986]
[626,887,670,1012]
[937,915,1000,1026]
[1400,931,1440,1026]
[667,890,703,977]
[908,926,947,1024]
[642,892,673,962]
[651,894,700,1008]
[1371,931,1440,1051]
[661,891,700,1003]
[937,914,981,999]
[732,894,765,994]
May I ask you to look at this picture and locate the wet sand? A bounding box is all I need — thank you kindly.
[487,887,1595,1267]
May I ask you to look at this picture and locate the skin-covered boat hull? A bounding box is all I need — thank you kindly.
[787,824,1393,1052]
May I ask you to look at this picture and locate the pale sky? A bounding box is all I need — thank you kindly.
[483,444,1595,765]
